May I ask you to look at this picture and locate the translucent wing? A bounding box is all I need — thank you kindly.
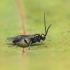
[6,35,34,42]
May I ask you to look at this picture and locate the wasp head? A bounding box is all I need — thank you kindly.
[41,34,46,41]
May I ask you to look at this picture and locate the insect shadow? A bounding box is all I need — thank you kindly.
[6,42,42,48]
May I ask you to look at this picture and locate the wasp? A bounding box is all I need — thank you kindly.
[6,12,52,50]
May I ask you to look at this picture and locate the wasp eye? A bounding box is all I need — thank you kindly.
[42,35,45,37]
[41,34,45,40]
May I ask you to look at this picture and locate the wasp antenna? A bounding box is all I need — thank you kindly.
[44,12,46,34]
[45,24,52,37]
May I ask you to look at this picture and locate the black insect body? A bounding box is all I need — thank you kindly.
[6,12,52,50]
[31,34,41,43]
[7,34,43,46]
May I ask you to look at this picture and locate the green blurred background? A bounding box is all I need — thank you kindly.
[0,0,70,70]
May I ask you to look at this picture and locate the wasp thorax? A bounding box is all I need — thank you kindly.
[41,34,45,40]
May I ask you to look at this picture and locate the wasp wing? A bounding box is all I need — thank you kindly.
[6,35,34,42]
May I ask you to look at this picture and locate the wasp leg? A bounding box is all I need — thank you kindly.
[24,39,29,45]
[28,41,32,50]
[24,39,32,50]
